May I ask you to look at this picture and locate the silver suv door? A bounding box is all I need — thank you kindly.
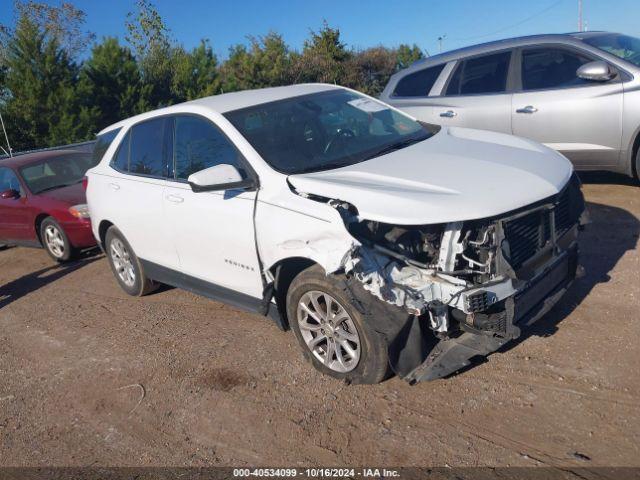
[426,50,514,133]
[512,46,623,167]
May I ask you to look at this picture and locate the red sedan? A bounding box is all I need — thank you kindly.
[0,150,97,262]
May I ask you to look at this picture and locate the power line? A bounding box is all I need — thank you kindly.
[449,0,566,45]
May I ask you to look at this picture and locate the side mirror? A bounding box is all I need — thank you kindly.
[576,61,615,82]
[0,189,20,199]
[187,164,257,193]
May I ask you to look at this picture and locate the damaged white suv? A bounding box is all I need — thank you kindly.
[86,84,586,384]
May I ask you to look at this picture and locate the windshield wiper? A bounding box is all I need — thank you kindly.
[363,135,427,161]
[36,181,80,194]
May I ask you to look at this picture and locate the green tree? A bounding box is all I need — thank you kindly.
[395,43,425,70]
[171,40,220,101]
[12,0,94,58]
[125,0,173,106]
[295,21,350,84]
[345,47,397,96]
[0,15,85,150]
[79,37,150,131]
[220,32,292,92]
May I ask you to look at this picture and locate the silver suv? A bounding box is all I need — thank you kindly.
[381,32,640,181]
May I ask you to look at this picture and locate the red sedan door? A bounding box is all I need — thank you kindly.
[0,167,33,243]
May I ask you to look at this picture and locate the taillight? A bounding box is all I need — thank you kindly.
[69,204,90,219]
[82,176,88,191]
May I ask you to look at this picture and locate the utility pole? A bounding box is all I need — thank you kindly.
[578,0,583,32]
[0,112,12,158]
[438,35,446,53]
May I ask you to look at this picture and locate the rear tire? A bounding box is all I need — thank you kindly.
[105,226,157,296]
[634,148,640,184]
[287,265,389,384]
[40,217,75,262]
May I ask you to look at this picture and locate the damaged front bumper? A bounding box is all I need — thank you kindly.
[400,244,580,383]
[336,173,587,383]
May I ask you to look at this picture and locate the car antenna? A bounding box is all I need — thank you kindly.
[0,111,12,157]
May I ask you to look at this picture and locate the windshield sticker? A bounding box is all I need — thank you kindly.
[347,98,389,113]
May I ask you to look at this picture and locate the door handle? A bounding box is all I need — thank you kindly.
[109,183,120,191]
[165,194,184,204]
[440,110,457,118]
[516,105,538,114]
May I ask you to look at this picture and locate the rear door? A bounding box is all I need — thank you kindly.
[101,117,179,269]
[428,50,514,133]
[512,46,623,167]
[163,114,263,298]
[0,167,31,243]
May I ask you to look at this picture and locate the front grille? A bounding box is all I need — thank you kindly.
[504,210,549,269]
[502,174,583,270]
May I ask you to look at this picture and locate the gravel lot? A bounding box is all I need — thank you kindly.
[0,173,638,468]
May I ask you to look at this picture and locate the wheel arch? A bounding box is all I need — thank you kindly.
[268,256,321,330]
[631,125,640,178]
[34,213,51,246]
[97,220,114,248]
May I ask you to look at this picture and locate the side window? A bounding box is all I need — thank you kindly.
[91,128,121,167]
[392,64,445,97]
[173,115,246,181]
[0,168,21,192]
[521,48,594,91]
[111,131,131,172]
[446,51,511,96]
[129,117,171,177]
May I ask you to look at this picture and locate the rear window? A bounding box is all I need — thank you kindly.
[91,128,121,166]
[446,51,511,96]
[20,154,93,194]
[392,64,445,97]
[110,118,172,177]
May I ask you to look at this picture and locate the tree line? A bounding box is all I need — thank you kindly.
[0,0,426,153]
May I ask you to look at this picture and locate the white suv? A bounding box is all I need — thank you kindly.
[86,84,586,384]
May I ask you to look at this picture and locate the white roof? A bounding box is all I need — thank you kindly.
[99,83,340,135]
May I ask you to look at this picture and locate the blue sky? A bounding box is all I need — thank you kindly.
[2,0,639,59]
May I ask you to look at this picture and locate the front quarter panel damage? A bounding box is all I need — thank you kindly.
[259,174,585,383]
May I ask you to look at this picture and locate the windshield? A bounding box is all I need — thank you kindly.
[20,153,93,194]
[224,89,433,174]
[582,33,640,67]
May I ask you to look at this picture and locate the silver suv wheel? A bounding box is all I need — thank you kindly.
[296,290,361,373]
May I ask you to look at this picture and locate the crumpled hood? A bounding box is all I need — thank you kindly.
[288,127,573,225]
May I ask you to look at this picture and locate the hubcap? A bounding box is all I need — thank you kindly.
[297,291,361,373]
[110,238,136,287]
[44,225,65,258]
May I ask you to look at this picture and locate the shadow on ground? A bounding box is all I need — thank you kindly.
[0,251,101,309]
[578,171,638,186]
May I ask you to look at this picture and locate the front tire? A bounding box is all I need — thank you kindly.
[40,217,75,262]
[287,265,389,384]
[105,226,157,296]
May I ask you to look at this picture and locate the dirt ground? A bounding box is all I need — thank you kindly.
[0,172,639,469]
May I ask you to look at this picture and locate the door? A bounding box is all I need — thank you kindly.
[103,117,179,269]
[0,167,31,242]
[512,46,623,167]
[427,51,514,134]
[163,114,263,298]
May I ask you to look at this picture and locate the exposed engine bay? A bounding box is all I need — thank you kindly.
[305,173,588,382]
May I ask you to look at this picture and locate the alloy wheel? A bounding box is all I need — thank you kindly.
[110,238,136,287]
[44,225,65,258]
[296,290,361,373]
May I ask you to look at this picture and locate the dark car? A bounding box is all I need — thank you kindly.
[0,150,97,261]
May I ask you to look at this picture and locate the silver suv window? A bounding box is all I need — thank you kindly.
[521,47,593,91]
[392,64,445,97]
[446,51,511,96]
